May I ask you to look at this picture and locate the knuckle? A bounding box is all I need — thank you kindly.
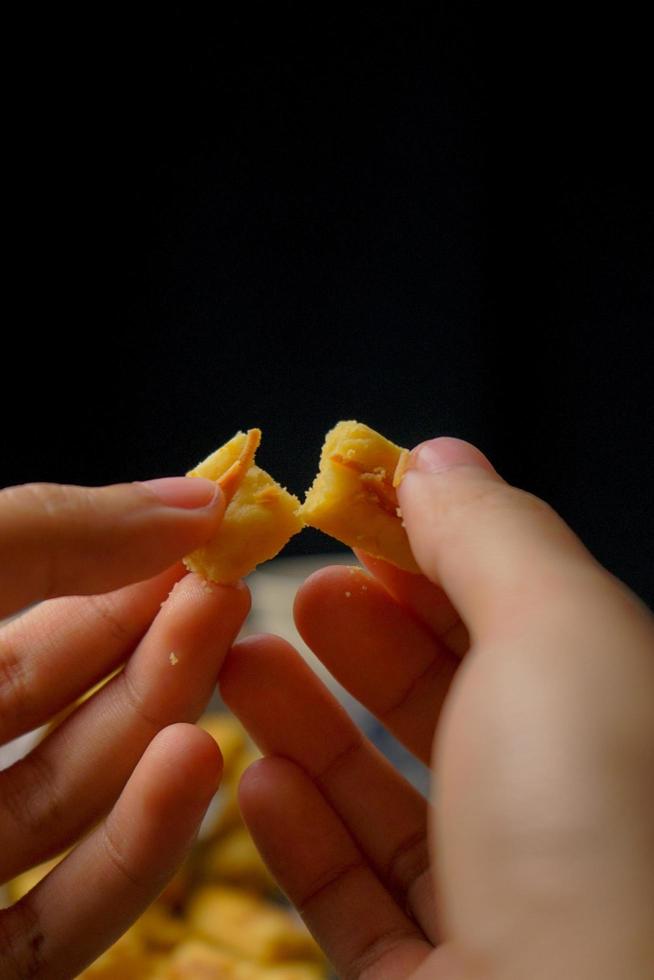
[347,927,421,980]
[4,482,74,520]
[118,668,164,732]
[83,593,131,645]
[438,479,556,535]
[101,819,146,891]
[444,479,511,520]
[1,751,62,838]
[508,486,557,522]
[422,478,504,541]
[384,829,430,899]
[0,898,46,980]
[297,858,366,914]
[380,658,443,720]
[0,484,73,600]
[0,635,29,725]
[0,483,106,600]
[314,736,366,787]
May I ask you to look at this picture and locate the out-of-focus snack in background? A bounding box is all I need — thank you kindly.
[187,886,318,963]
[6,712,327,980]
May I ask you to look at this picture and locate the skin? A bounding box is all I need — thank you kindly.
[0,477,251,979]
[220,437,654,980]
[2,442,653,978]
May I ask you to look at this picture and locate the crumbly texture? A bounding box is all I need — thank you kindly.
[183,430,304,583]
[300,420,419,573]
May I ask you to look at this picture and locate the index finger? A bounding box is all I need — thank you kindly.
[0,478,223,617]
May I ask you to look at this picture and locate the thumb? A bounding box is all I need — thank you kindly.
[398,438,598,637]
[0,478,224,617]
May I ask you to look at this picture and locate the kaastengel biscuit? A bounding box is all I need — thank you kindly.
[183,429,303,583]
[300,420,417,572]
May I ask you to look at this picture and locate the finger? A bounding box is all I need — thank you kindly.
[239,756,432,979]
[294,567,458,762]
[0,477,224,617]
[354,550,469,656]
[220,635,438,939]
[0,564,183,745]
[398,437,599,639]
[0,574,250,880]
[0,723,221,980]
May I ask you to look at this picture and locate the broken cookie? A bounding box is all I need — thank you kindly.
[184,429,303,583]
[300,420,418,573]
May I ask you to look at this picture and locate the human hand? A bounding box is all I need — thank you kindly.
[220,438,654,980]
[0,478,250,979]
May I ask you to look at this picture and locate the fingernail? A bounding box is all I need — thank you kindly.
[139,477,221,509]
[409,438,496,476]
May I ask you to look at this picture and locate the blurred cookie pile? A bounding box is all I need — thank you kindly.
[6,713,327,979]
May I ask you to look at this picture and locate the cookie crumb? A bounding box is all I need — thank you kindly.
[169,651,179,666]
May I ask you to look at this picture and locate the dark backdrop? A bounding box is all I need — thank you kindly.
[4,6,653,605]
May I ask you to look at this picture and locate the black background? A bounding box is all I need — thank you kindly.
[3,6,653,605]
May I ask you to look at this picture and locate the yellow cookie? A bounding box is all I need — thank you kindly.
[163,941,324,980]
[184,429,303,583]
[200,826,276,893]
[198,713,249,779]
[300,420,417,572]
[186,886,321,964]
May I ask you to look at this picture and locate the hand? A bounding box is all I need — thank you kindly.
[0,478,250,979]
[220,438,654,980]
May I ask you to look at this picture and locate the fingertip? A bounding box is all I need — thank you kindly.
[155,573,251,645]
[294,565,368,632]
[178,572,251,611]
[229,632,296,660]
[238,756,272,805]
[405,437,498,478]
[187,726,225,793]
[294,566,387,658]
[220,633,294,699]
[138,477,225,513]
[146,723,224,805]
[293,566,329,625]
[228,577,252,617]
[295,565,347,601]
[149,720,224,773]
[396,436,594,637]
